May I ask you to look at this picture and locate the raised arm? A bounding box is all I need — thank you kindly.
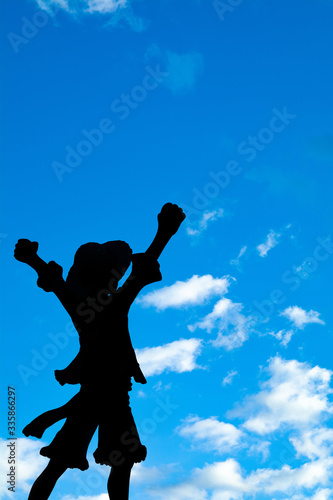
[117,204,185,384]
[14,239,83,386]
[145,203,186,260]
[119,203,186,304]
[14,239,80,321]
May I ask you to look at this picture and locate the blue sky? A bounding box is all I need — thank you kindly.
[1,0,333,498]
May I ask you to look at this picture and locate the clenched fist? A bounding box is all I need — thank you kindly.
[157,203,186,237]
[14,239,39,264]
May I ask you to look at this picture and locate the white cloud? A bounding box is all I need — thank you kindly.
[152,380,172,392]
[238,357,333,435]
[187,209,224,236]
[138,275,231,310]
[251,458,333,495]
[230,245,247,269]
[85,0,126,14]
[148,460,242,499]
[311,489,333,500]
[36,0,71,12]
[150,357,333,500]
[37,0,148,32]
[257,229,281,257]
[248,440,271,461]
[131,462,166,484]
[267,307,325,346]
[149,482,208,500]
[35,0,149,30]
[148,458,333,500]
[136,338,203,376]
[36,0,127,13]
[193,459,246,491]
[268,328,294,346]
[189,298,253,350]
[177,416,243,453]
[281,305,325,329]
[149,459,244,500]
[291,427,333,460]
[222,370,238,386]
[0,438,47,497]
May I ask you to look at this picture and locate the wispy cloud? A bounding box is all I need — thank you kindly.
[104,3,148,32]
[268,328,294,347]
[36,0,71,12]
[163,50,203,95]
[189,297,253,350]
[36,0,127,14]
[281,305,325,329]
[230,245,247,269]
[222,369,238,386]
[138,275,231,310]
[186,208,224,236]
[35,0,148,31]
[257,229,281,257]
[136,338,203,376]
[85,0,126,14]
[266,306,325,347]
[145,44,203,95]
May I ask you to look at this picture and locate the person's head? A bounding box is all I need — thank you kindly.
[66,240,132,297]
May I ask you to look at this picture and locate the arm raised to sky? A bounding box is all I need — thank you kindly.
[118,203,186,305]
[117,203,186,385]
[146,202,186,260]
[14,239,80,321]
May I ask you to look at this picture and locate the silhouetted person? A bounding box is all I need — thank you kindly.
[14,203,185,500]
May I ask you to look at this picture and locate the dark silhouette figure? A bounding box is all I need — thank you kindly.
[14,203,185,500]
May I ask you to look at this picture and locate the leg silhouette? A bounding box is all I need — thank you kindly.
[28,460,67,500]
[23,394,79,438]
[107,462,133,500]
